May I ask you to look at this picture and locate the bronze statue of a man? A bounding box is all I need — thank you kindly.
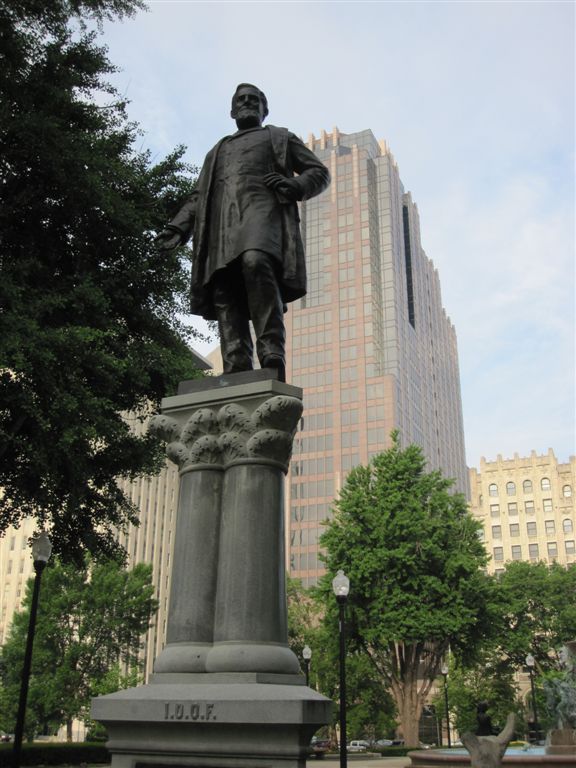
[156,84,330,382]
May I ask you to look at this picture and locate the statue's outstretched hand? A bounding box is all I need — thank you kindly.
[155,229,182,251]
[263,173,299,202]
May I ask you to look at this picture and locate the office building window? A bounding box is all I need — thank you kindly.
[547,541,558,559]
[506,481,516,496]
[541,477,551,491]
[525,500,535,514]
[543,498,553,513]
[545,520,556,535]
[523,479,533,493]
[493,547,504,561]
[563,484,572,498]
[490,504,500,517]
[509,523,520,537]
[528,543,539,559]
[565,540,575,555]
[508,502,518,515]
[492,525,502,539]
[489,483,498,497]
[511,545,522,560]
[526,521,537,537]
[563,518,574,534]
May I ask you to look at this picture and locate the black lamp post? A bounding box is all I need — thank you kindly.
[441,664,451,748]
[302,644,312,687]
[526,654,539,743]
[332,569,350,768]
[12,532,52,768]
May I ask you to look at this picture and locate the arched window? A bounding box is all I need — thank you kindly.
[563,518,574,534]
[563,485,572,498]
[523,479,533,494]
[489,483,498,497]
[506,481,516,496]
[541,477,551,491]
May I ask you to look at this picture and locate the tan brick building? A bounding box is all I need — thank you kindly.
[469,449,575,573]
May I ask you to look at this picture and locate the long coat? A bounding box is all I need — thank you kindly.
[166,125,330,320]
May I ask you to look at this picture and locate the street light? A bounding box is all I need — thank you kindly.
[526,654,540,743]
[302,644,312,687]
[441,663,451,748]
[332,569,350,768]
[13,532,52,768]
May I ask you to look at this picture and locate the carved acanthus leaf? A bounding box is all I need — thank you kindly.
[181,408,217,446]
[247,429,294,468]
[252,396,303,435]
[148,414,181,442]
[188,434,221,465]
[218,431,249,463]
[166,441,190,467]
[217,403,252,435]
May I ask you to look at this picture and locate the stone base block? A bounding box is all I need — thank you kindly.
[92,675,332,768]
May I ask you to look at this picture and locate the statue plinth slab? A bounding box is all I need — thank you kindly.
[92,674,330,768]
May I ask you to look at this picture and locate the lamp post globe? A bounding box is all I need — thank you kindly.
[302,644,312,687]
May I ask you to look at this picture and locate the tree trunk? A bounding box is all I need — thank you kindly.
[66,719,73,742]
[398,695,422,746]
[391,666,425,746]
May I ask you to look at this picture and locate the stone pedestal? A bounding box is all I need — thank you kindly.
[546,729,576,756]
[92,375,332,767]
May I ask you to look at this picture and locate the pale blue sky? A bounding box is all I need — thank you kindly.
[100,0,575,468]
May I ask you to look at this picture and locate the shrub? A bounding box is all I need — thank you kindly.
[0,742,110,767]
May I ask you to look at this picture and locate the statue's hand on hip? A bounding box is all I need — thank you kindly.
[263,173,299,202]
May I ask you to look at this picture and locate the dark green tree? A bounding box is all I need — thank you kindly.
[0,557,158,740]
[494,561,576,672]
[0,0,203,562]
[316,433,499,746]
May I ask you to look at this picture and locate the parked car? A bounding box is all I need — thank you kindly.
[347,740,369,752]
[0,734,13,743]
[310,736,331,758]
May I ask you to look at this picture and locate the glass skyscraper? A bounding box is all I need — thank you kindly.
[285,127,467,585]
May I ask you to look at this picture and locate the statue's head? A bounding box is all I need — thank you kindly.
[231,83,269,129]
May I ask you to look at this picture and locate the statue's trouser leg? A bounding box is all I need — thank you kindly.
[240,250,286,373]
[206,461,299,673]
[153,466,223,673]
[212,268,253,373]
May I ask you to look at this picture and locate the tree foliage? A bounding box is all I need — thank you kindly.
[316,433,498,745]
[0,0,202,561]
[0,557,157,739]
[493,561,576,672]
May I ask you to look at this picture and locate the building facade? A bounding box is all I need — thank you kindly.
[0,517,37,647]
[469,449,576,573]
[285,127,468,585]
